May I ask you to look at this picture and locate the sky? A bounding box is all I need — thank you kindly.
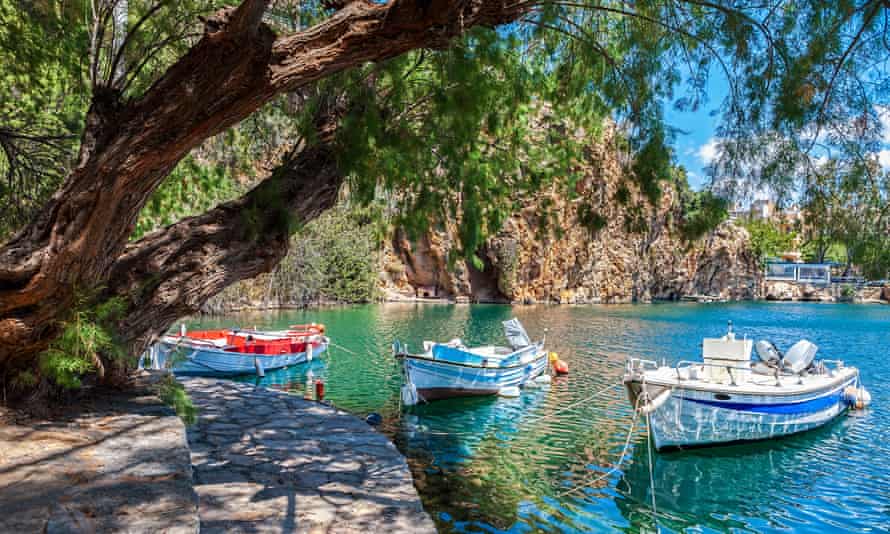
[663,73,890,195]
[662,74,728,192]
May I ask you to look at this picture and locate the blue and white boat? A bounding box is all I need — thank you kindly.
[624,322,870,451]
[394,318,549,406]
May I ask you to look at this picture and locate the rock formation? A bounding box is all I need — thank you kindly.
[380,129,760,304]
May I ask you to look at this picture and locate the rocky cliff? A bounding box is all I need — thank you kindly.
[380,130,760,304]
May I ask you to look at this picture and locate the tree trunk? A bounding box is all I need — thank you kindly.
[108,134,343,359]
[0,0,527,388]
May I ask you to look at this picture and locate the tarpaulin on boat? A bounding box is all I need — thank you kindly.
[503,318,531,349]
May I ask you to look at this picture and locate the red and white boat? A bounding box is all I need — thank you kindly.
[148,324,328,377]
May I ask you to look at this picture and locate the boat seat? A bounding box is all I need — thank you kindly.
[750,361,794,376]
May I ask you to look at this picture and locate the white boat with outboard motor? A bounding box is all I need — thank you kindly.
[394,318,550,406]
[624,321,871,451]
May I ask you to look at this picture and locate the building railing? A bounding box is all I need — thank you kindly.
[765,262,832,285]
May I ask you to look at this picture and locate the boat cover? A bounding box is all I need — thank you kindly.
[431,344,489,366]
[783,340,818,373]
[503,318,531,349]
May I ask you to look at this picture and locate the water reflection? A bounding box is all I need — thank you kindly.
[190,302,890,533]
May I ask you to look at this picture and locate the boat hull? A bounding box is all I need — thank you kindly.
[153,340,327,377]
[626,371,858,451]
[404,350,548,403]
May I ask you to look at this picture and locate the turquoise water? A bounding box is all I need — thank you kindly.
[184,302,890,533]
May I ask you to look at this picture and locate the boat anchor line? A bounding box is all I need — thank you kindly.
[328,341,360,357]
[557,392,643,499]
[521,383,623,426]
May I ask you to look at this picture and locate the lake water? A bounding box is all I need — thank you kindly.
[184,302,890,533]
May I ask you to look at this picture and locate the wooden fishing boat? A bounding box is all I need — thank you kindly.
[147,325,328,377]
[394,318,549,406]
[624,322,869,451]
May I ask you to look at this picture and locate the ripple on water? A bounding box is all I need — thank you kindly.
[183,302,890,533]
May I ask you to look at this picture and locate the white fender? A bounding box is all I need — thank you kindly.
[254,356,265,377]
[639,388,672,415]
[498,386,521,398]
[401,383,419,406]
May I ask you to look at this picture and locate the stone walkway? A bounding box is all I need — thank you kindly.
[0,372,198,533]
[182,378,435,533]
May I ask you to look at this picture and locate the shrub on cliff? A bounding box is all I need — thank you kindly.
[271,205,383,305]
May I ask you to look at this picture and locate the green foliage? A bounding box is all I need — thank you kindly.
[38,294,127,389]
[134,155,242,238]
[576,202,608,236]
[801,158,890,278]
[0,1,91,237]
[158,375,197,425]
[841,284,856,298]
[10,369,37,391]
[678,191,729,241]
[229,204,383,306]
[673,168,729,242]
[743,220,796,264]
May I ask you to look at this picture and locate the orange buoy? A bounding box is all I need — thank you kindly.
[553,359,569,375]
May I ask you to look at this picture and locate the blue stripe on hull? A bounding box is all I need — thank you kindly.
[685,391,843,414]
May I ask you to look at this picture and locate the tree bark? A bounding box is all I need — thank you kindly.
[109,138,343,359]
[0,0,527,381]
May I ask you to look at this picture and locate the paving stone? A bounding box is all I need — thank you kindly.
[181,377,435,533]
[0,370,199,533]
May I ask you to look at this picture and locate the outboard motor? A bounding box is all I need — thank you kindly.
[755,340,782,367]
[783,340,818,374]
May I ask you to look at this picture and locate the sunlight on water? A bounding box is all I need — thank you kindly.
[184,302,890,533]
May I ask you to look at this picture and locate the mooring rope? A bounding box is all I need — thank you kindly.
[328,341,361,356]
[646,410,659,531]
[556,393,642,499]
[523,382,623,425]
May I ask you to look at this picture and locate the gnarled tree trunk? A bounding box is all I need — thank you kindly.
[0,0,527,388]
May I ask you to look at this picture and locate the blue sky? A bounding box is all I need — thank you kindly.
[663,74,729,191]
[664,73,890,194]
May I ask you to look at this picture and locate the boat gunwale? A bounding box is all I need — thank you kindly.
[160,337,323,358]
[626,365,859,398]
[397,347,547,370]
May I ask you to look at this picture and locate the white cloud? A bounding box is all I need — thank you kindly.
[698,138,719,164]
[878,149,890,169]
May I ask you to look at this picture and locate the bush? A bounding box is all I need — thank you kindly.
[158,375,198,425]
[266,204,383,305]
[678,191,729,241]
[38,295,126,389]
[744,220,797,263]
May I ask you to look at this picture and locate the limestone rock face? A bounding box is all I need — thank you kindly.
[379,130,761,303]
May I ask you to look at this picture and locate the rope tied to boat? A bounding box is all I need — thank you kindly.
[522,382,623,425]
[557,392,643,499]
[645,409,659,531]
[328,341,360,356]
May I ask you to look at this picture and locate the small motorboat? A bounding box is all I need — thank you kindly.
[147,324,328,377]
[394,318,549,406]
[624,321,869,451]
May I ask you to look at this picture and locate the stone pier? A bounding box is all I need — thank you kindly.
[0,374,198,533]
[182,378,435,533]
